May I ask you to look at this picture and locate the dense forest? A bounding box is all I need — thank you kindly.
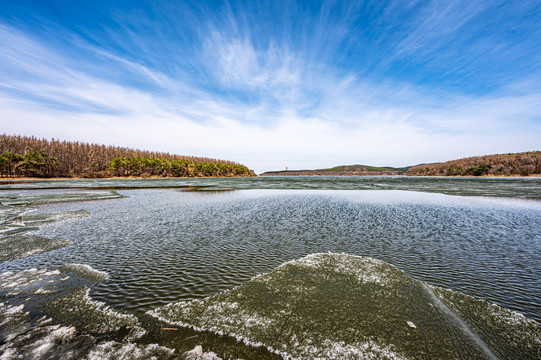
[107,156,252,177]
[406,151,541,176]
[0,134,254,178]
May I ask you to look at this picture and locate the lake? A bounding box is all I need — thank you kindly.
[1,176,540,359]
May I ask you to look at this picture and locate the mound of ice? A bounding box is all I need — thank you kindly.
[0,191,124,206]
[1,267,138,337]
[0,268,62,296]
[0,209,91,262]
[22,209,91,226]
[149,253,541,360]
[184,345,223,360]
[86,341,176,360]
[0,302,90,360]
[0,235,71,262]
[0,302,176,360]
[47,287,140,335]
[59,264,110,281]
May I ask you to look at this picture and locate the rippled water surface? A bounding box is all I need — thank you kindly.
[1,178,539,323]
[2,175,541,198]
[1,177,541,358]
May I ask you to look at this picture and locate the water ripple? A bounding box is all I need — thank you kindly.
[1,189,539,323]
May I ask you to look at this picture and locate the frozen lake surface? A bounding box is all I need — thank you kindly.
[1,177,540,359]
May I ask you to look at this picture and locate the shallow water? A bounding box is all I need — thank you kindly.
[1,175,541,198]
[1,177,540,359]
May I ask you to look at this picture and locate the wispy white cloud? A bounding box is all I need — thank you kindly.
[393,0,488,57]
[201,30,304,96]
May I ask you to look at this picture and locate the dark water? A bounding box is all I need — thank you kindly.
[1,177,540,359]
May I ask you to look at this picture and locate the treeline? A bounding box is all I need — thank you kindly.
[0,134,254,178]
[407,151,541,176]
[108,157,252,177]
[0,151,59,178]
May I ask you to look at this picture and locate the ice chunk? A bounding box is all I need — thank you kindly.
[0,302,85,360]
[149,253,541,360]
[0,209,90,262]
[47,287,140,335]
[0,268,61,296]
[86,341,176,360]
[59,264,110,281]
[0,302,175,360]
[184,345,223,360]
[0,235,71,262]
[0,191,124,206]
[21,209,91,226]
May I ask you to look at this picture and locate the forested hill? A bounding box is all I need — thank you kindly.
[261,164,410,176]
[406,151,541,176]
[0,134,254,178]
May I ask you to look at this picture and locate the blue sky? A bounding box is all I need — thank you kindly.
[1,0,540,173]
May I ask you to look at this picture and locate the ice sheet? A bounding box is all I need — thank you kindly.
[149,253,541,359]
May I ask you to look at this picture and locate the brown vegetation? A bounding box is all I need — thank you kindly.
[260,169,401,176]
[406,151,541,176]
[0,134,254,178]
[261,164,409,176]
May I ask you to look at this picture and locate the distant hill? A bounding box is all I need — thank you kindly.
[260,164,411,177]
[317,164,411,173]
[261,152,541,177]
[406,151,541,176]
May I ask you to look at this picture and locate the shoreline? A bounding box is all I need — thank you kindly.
[1,174,541,182]
[0,175,257,182]
[258,173,541,178]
